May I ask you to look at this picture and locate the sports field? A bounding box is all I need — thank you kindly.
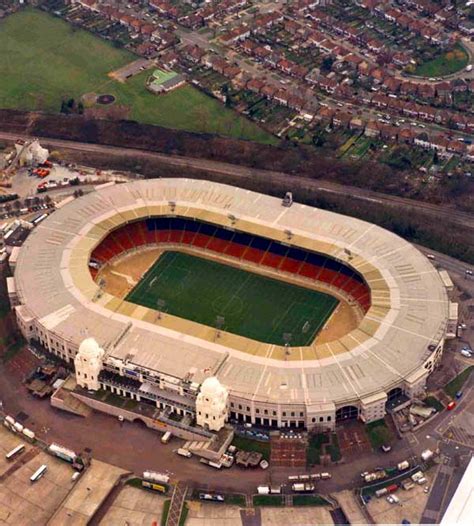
[0,8,275,143]
[126,251,339,346]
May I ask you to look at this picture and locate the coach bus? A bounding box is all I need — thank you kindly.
[30,464,47,483]
[5,444,25,461]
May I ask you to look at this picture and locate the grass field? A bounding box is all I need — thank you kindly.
[232,436,271,461]
[366,419,393,450]
[0,8,275,143]
[125,251,338,346]
[413,44,469,77]
[444,366,473,398]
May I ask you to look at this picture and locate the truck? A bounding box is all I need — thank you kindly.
[292,483,315,493]
[143,481,167,493]
[176,448,192,458]
[364,470,387,483]
[411,471,424,483]
[421,449,434,462]
[199,493,224,502]
[161,431,172,444]
[376,484,398,498]
[397,460,410,471]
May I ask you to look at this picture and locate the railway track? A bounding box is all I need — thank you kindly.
[0,131,473,230]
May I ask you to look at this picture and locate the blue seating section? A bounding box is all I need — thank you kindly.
[91,217,371,312]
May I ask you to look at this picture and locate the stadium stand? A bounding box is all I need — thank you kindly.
[90,217,371,312]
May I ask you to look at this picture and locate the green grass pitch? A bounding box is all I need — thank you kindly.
[0,8,276,144]
[126,251,339,346]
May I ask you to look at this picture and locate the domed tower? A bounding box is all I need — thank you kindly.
[196,377,229,432]
[74,338,105,391]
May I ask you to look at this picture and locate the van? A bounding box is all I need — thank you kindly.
[461,350,472,358]
[161,431,172,444]
[176,448,192,458]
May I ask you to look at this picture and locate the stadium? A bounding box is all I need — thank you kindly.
[12,178,450,433]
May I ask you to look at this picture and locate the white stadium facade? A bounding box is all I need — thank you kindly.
[12,179,450,433]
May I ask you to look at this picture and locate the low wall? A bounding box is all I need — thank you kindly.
[71,391,211,442]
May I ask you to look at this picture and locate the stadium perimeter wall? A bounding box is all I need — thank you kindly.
[12,179,449,431]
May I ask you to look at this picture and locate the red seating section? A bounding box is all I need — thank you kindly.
[90,221,371,313]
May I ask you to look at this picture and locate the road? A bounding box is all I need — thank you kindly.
[1,131,474,233]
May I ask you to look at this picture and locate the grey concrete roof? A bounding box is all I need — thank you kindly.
[14,179,449,405]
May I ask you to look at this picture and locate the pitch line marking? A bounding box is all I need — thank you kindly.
[111,270,137,286]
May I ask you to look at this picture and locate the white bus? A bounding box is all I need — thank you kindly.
[5,444,25,461]
[30,464,47,483]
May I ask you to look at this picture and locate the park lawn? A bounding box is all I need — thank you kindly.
[293,495,330,506]
[232,436,271,461]
[366,419,393,450]
[444,366,473,398]
[424,396,444,412]
[125,251,339,346]
[0,8,132,111]
[253,495,284,507]
[115,75,276,143]
[307,433,330,465]
[0,8,276,144]
[414,44,469,77]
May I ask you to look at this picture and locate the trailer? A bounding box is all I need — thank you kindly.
[143,471,170,484]
[291,483,315,493]
[364,470,387,483]
[48,443,77,463]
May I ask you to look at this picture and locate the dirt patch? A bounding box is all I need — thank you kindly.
[336,422,371,457]
[271,435,307,468]
[81,92,97,106]
[84,104,130,121]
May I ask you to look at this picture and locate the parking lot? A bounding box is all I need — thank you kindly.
[0,436,75,525]
[366,475,432,525]
[99,486,165,526]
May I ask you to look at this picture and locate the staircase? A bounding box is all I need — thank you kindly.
[183,439,212,454]
[166,481,188,526]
